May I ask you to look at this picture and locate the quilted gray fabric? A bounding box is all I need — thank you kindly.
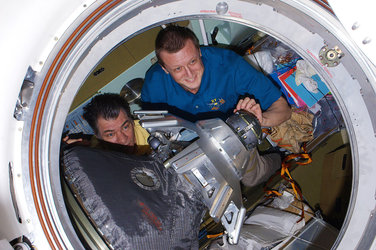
[63,146,206,249]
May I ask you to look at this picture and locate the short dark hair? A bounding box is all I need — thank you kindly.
[83,93,132,135]
[155,25,200,66]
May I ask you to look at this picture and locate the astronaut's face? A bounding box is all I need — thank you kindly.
[160,39,204,94]
[96,109,136,147]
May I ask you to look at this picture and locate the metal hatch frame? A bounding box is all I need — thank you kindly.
[0,0,375,249]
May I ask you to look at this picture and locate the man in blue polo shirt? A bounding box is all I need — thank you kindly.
[141,25,291,187]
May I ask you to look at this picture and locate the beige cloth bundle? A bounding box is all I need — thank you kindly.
[269,107,314,153]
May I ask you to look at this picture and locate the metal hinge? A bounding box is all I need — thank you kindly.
[14,67,35,121]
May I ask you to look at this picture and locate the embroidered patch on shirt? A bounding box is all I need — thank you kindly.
[208,98,226,110]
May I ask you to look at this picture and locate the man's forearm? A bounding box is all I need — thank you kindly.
[261,96,292,127]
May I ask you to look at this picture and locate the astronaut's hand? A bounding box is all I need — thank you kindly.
[234,97,263,125]
[63,135,84,144]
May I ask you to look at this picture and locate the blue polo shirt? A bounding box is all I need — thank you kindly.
[141,46,281,121]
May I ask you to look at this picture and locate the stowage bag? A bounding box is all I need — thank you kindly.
[63,146,205,249]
